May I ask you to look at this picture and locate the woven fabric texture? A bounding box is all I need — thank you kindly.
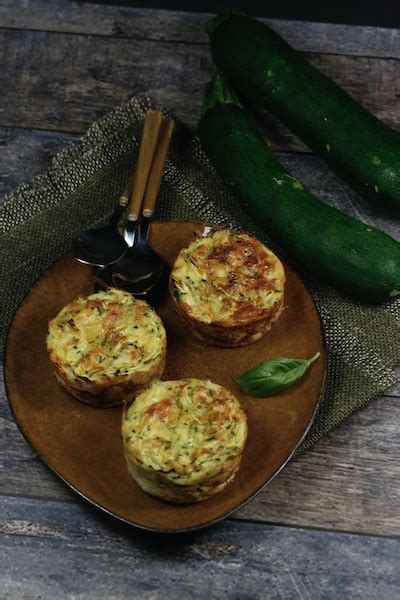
[1,97,399,452]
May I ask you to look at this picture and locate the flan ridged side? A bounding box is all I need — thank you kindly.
[122,378,248,503]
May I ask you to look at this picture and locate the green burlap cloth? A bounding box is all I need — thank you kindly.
[1,97,399,452]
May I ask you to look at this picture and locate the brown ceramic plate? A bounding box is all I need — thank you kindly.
[5,221,326,533]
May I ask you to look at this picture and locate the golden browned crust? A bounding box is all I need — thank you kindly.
[169,228,285,347]
[47,289,167,407]
[122,379,248,503]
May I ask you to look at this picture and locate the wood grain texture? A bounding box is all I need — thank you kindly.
[1,495,399,600]
[1,365,399,535]
[0,28,399,152]
[236,394,400,532]
[1,128,399,241]
[0,5,399,581]
[0,128,79,197]
[1,1,400,59]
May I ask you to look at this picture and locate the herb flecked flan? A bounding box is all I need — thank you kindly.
[47,288,166,407]
[170,228,285,346]
[122,378,248,503]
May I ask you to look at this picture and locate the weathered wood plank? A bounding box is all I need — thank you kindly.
[1,365,399,535]
[0,5,398,591]
[384,378,400,397]
[1,495,399,600]
[0,28,209,133]
[0,128,78,197]
[236,393,400,531]
[1,28,399,153]
[1,1,400,59]
[1,128,398,242]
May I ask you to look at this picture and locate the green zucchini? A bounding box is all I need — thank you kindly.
[207,12,400,213]
[197,73,400,302]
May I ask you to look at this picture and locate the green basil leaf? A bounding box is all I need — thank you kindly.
[235,352,320,397]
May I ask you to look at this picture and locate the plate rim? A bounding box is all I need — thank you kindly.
[4,220,327,534]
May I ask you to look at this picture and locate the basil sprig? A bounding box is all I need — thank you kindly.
[235,352,320,397]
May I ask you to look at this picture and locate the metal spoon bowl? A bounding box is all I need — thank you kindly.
[98,218,164,296]
[71,200,128,267]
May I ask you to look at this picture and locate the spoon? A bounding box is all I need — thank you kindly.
[71,110,161,267]
[98,117,174,297]
[70,182,131,267]
[121,110,164,249]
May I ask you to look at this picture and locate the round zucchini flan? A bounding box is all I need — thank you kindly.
[47,288,166,407]
[122,378,248,503]
[170,228,285,346]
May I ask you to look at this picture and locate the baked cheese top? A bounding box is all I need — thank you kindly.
[122,379,248,486]
[170,229,285,325]
[47,288,166,383]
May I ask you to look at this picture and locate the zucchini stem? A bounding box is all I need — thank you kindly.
[201,71,242,115]
[205,10,239,37]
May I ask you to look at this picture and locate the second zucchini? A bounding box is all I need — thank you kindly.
[207,12,400,213]
[198,73,400,302]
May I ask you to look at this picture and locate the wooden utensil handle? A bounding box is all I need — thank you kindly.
[119,176,134,206]
[142,119,175,218]
[128,110,163,221]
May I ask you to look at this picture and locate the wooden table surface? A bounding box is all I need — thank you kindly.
[1,2,399,598]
